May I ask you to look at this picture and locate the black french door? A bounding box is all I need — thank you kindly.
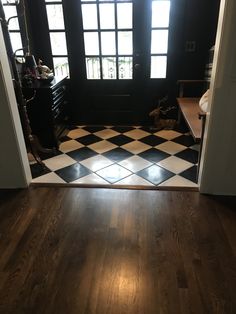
[67,0,171,125]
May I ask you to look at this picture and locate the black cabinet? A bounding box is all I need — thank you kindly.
[23,76,68,148]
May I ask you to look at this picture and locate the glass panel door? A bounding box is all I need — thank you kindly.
[81,0,133,80]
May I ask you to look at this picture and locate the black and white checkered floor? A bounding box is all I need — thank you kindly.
[30,126,199,188]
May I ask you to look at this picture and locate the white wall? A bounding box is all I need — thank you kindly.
[0,25,31,188]
[199,0,236,195]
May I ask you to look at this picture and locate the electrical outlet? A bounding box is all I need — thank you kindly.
[185,41,196,52]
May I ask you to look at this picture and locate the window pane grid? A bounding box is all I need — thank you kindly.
[82,0,133,80]
[150,0,170,79]
[45,1,70,77]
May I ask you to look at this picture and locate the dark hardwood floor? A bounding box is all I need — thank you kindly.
[0,187,236,314]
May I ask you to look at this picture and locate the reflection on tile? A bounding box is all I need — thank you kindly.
[102,148,133,162]
[121,141,150,154]
[190,144,200,152]
[136,164,174,185]
[96,164,132,184]
[55,163,91,183]
[32,172,66,183]
[59,140,84,153]
[123,129,150,140]
[155,130,182,140]
[157,156,192,174]
[80,155,114,172]
[94,129,119,139]
[118,156,152,172]
[88,140,117,154]
[67,128,90,139]
[43,154,76,171]
[115,174,154,186]
[71,173,108,185]
[138,148,170,163]
[159,175,198,187]
[156,141,186,155]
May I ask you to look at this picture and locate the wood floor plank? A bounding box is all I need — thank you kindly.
[0,187,236,314]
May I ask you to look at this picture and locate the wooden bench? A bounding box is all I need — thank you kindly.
[177,97,205,143]
[177,81,206,143]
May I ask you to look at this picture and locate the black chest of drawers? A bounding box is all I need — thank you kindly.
[23,76,68,149]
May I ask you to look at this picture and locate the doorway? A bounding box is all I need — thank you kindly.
[70,0,171,125]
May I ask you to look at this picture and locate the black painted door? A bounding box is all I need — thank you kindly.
[70,0,171,125]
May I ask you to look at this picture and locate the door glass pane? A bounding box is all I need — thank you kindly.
[102,57,116,79]
[101,32,116,55]
[53,57,69,77]
[3,6,19,30]
[151,56,167,78]
[84,32,99,55]
[118,31,133,55]
[117,3,132,29]
[50,32,68,55]
[46,5,65,30]
[151,30,168,54]
[118,57,132,79]
[152,1,170,28]
[86,57,101,79]
[99,4,115,29]
[9,33,22,54]
[81,4,98,30]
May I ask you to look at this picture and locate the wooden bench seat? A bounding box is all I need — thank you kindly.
[177,97,205,143]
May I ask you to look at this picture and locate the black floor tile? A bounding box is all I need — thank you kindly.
[30,163,51,179]
[136,165,174,185]
[76,134,103,145]
[39,149,62,161]
[111,126,134,133]
[173,135,195,147]
[107,134,133,146]
[55,163,91,183]
[59,135,71,143]
[179,165,198,183]
[83,126,106,133]
[103,147,133,162]
[139,135,167,146]
[138,148,170,163]
[67,147,97,162]
[175,148,199,164]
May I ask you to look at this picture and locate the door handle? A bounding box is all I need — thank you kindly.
[134,64,141,70]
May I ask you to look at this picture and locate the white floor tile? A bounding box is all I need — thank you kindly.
[94,129,119,139]
[156,141,186,154]
[123,129,150,139]
[159,175,198,187]
[118,156,152,172]
[88,140,117,153]
[96,164,132,183]
[121,141,150,154]
[80,155,114,172]
[59,140,84,153]
[115,174,154,186]
[155,130,182,140]
[43,154,76,171]
[67,128,90,139]
[157,156,193,174]
[31,172,66,183]
[71,173,108,184]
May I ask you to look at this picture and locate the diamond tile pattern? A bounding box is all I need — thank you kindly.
[31,126,199,187]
